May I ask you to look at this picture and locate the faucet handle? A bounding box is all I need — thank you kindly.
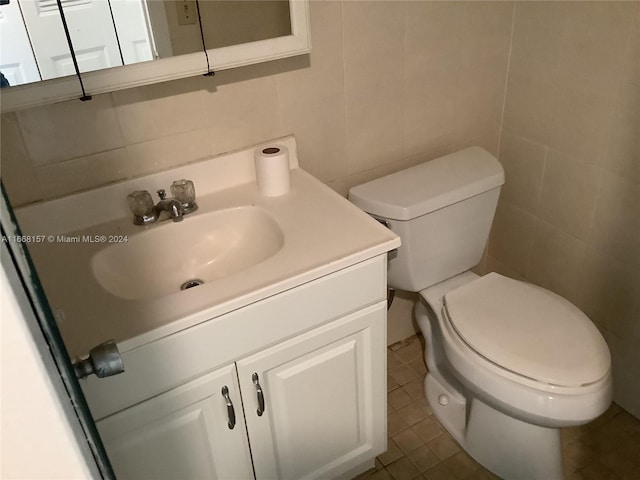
[128,190,158,225]
[171,179,198,214]
[128,190,154,216]
[171,179,195,203]
[156,189,167,200]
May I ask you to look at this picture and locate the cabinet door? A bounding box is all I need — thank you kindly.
[97,364,254,480]
[237,302,387,480]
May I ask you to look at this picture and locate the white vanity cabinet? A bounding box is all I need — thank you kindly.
[238,302,386,480]
[97,364,254,480]
[17,137,401,479]
[86,255,389,480]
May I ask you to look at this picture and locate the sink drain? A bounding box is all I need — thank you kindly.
[181,279,204,290]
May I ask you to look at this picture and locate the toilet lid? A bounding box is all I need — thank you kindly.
[443,273,610,387]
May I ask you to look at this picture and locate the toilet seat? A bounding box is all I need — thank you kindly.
[418,272,612,426]
[442,273,610,388]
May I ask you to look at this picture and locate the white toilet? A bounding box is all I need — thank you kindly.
[349,147,612,480]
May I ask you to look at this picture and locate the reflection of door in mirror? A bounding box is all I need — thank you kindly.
[0,0,41,85]
[0,0,155,87]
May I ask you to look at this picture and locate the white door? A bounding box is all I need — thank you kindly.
[0,0,41,85]
[109,0,154,64]
[237,303,387,480]
[97,363,254,480]
[19,0,123,79]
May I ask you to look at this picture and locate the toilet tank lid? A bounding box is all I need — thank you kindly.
[348,147,504,220]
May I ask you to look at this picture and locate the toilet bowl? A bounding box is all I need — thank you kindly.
[416,272,611,479]
[348,147,612,479]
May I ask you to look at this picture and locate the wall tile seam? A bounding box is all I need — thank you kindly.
[489,0,517,266]
[34,124,212,176]
[534,148,613,248]
[494,0,518,165]
[8,113,30,165]
[342,3,406,177]
[600,6,640,179]
[338,0,347,173]
[339,0,352,179]
[526,217,592,299]
[528,138,547,228]
[586,243,640,278]
[401,0,410,164]
[109,91,128,150]
[396,0,406,166]
[579,166,609,254]
[32,147,129,172]
[490,199,537,279]
[5,112,47,203]
[520,206,540,283]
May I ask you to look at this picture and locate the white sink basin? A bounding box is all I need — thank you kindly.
[91,206,284,301]
[16,136,400,358]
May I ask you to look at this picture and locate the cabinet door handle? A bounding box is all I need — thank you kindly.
[252,372,265,416]
[221,386,236,429]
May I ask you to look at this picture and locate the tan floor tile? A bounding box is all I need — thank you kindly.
[389,387,414,410]
[396,401,431,426]
[589,403,623,431]
[580,423,630,455]
[574,461,621,480]
[388,374,400,393]
[479,467,501,480]
[563,440,597,471]
[618,440,640,467]
[406,445,440,473]
[378,438,405,466]
[609,411,640,437]
[407,335,424,351]
[412,396,433,416]
[353,464,379,480]
[366,469,394,480]
[388,411,410,437]
[388,350,403,370]
[367,333,640,480]
[394,343,422,365]
[600,449,640,480]
[440,451,482,479]
[563,424,593,443]
[402,381,426,401]
[386,457,421,480]
[426,433,461,460]
[389,365,421,386]
[389,339,412,352]
[422,462,453,480]
[393,428,425,454]
[407,358,428,376]
[412,417,444,444]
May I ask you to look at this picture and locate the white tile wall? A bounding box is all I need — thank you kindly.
[2,0,639,418]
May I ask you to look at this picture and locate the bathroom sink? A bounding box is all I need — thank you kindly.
[91,206,284,301]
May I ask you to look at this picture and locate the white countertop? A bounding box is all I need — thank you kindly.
[17,137,400,358]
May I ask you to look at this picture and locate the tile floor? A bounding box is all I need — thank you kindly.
[355,335,640,480]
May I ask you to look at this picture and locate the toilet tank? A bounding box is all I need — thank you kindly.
[348,147,504,292]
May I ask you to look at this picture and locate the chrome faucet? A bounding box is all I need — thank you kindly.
[155,189,184,222]
[127,180,198,226]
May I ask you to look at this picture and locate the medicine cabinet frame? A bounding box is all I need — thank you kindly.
[0,0,310,113]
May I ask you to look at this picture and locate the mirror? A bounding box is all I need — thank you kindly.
[0,0,309,111]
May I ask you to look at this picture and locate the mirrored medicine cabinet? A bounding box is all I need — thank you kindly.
[0,0,310,112]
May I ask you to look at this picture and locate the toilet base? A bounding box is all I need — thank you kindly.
[425,373,564,480]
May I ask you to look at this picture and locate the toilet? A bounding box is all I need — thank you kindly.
[349,147,612,480]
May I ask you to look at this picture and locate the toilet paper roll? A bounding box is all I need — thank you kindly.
[254,145,290,196]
